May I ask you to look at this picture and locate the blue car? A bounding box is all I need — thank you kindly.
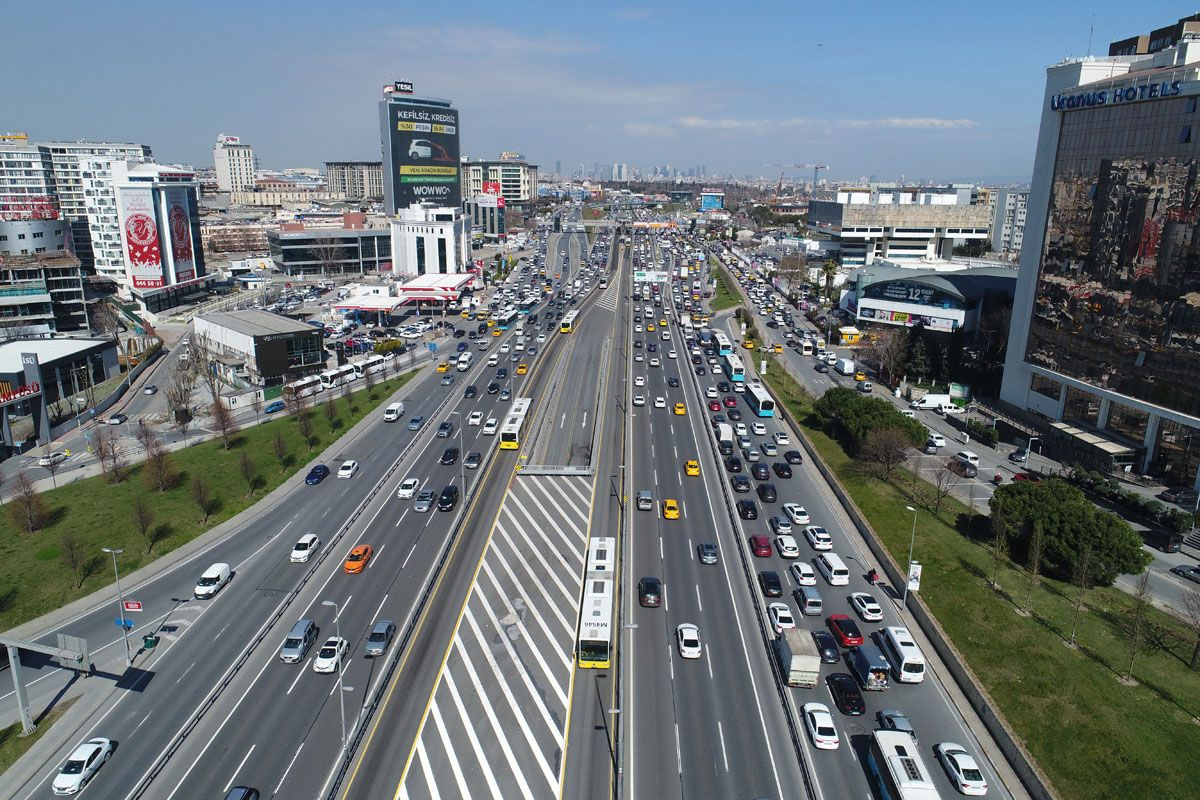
[305,464,330,485]
[264,400,286,414]
[456,342,469,352]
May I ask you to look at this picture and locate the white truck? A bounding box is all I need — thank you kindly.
[835,358,856,376]
[910,393,953,411]
[774,628,821,688]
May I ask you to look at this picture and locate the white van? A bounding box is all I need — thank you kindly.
[456,352,474,371]
[487,354,500,367]
[194,563,232,598]
[880,626,927,683]
[814,552,850,586]
[383,402,406,422]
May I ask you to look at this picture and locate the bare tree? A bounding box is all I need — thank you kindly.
[282,386,307,417]
[60,532,93,588]
[362,363,377,398]
[323,396,338,431]
[273,427,290,473]
[190,474,215,523]
[209,397,238,450]
[249,392,263,423]
[93,426,128,483]
[189,333,220,401]
[339,378,353,411]
[165,357,197,441]
[861,328,910,387]
[855,427,911,483]
[141,429,174,492]
[8,471,47,533]
[39,450,64,489]
[1021,520,1045,615]
[89,300,123,340]
[310,237,349,279]
[131,494,157,553]
[1179,589,1200,670]
[928,465,960,517]
[1068,543,1094,647]
[989,504,1010,590]
[1123,570,1154,683]
[238,451,258,497]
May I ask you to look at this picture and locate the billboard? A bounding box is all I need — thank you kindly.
[164,187,196,283]
[118,186,164,289]
[482,180,501,196]
[699,191,724,211]
[386,100,460,210]
[0,195,58,221]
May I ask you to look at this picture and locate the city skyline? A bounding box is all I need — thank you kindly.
[6,0,1189,181]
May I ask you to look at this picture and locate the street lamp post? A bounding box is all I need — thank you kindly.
[450,411,467,493]
[902,506,918,608]
[322,600,350,751]
[101,547,132,666]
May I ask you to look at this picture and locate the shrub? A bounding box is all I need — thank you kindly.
[965,419,999,447]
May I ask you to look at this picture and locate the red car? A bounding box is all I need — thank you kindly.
[708,400,722,412]
[749,534,772,558]
[827,614,864,647]
[723,396,738,408]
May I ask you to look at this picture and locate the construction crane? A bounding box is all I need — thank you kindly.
[760,163,829,191]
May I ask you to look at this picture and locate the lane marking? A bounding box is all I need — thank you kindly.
[286,661,309,695]
[275,743,305,795]
[223,745,255,793]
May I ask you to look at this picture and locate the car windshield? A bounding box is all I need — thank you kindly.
[348,551,365,562]
[816,724,836,737]
[960,764,984,781]
[61,758,86,774]
[197,576,218,586]
[368,631,388,642]
[319,646,337,657]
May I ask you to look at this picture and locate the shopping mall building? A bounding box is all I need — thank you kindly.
[1001,15,1200,488]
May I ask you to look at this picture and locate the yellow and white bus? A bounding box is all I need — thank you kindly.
[498,397,532,450]
[560,310,580,334]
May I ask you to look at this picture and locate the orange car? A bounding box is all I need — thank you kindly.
[343,544,374,573]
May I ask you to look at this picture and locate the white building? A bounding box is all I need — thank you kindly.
[389,203,470,277]
[989,188,1028,257]
[213,134,256,193]
[461,157,538,208]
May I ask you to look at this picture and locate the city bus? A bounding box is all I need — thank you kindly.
[713,330,733,355]
[865,730,942,800]
[283,375,324,401]
[723,353,746,383]
[352,354,386,379]
[518,298,539,315]
[496,309,520,331]
[585,536,616,579]
[498,397,532,450]
[560,310,580,334]
[746,384,776,417]
[576,577,613,668]
[800,339,814,356]
[319,364,357,390]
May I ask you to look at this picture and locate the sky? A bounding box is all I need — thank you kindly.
[6,0,1193,183]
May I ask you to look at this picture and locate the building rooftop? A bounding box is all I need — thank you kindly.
[851,264,1017,302]
[0,337,113,375]
[198,309,315,337]
[0,250,81,269]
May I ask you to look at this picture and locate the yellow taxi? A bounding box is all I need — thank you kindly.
[436,361,450,373]
[492,328,502,337]
[646,323,656,332]
[516,363,528,375]
[772,343,784,354]
[460,310,471,318]
[855,370,867,381]
[673,402,686,416]
[662,499,680,520]
[487,319,497,327]
[743,340,756,350]
[659,318,667,327]
[684,459,700,477]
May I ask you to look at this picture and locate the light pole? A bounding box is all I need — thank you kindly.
[322,600,351,751]
[101,547,132,666]
[902,506,918,608]
[449,411,467,493]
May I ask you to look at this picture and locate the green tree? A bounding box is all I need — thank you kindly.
[907,338,931,381]
[820,259,839,302]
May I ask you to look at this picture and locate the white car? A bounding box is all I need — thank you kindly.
[676,623,702,659]
[752,422,767,436]
[467,411,484,426]
[337,460,359,479]
[775,534,800,558]
[634,352,644,362]
[649,357,661,368]
[734,423,749,437]
[312,636,348,673]
[850,592,884,622]
[767,601,796,633]
[482,418,499,435]
[290,533,322,563]
[537,334,547,343]
[499,343,511,353]
[773,431,791,446]
[396,477,420,499]
[635,375,646,387]
[38,451,68,467]
[667,350,678,359]
[802,703,840,750]
[789,562,817,586]
[52,736,114,795]
[804,526,833,551]
[783,503,810,525]
[654,396,666,409]
[706,387,719,399]
[928,433,947,447]
[935,742,988,796]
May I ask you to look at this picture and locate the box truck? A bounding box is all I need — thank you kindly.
[774,628,821,688]
[835,358,856,376]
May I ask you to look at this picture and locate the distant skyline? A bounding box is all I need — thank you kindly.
[6,0,1191,182]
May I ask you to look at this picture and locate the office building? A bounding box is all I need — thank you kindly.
[461,156,539,209]
[0,249,87,334]
[267,213,391,276]
[378,83,461,215]
[193,309,325,387]
[464,194,506,241]
[200,220,272,255]
[213,134,256,193]
[989,189,1028,257]
[325,161,384,200]
[808,187,992,267]
[1001,18,1200,485]
[390,203,470,276]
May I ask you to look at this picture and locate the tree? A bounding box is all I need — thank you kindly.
[323,396,338,431]
[131,494,157,553]
[165,357,197,441]
[1067,544,1094,647]
[189,333,221,401]
[1123,570,1154,683]
[928,465,960,517]
[856,426,912,483]
[239,451,258,497]
[820,258,839,302]
[362,363,377,398]
[209,397,238,450]
[861,328,909,387]
[989,504,1011,590]
[39,449,64,489]
[191,474,215,523]
[143,431,175,492]
[89,300,123,340]
[8,471,47,533]
[295,406,315,450]
[907,338,931,382]
[1178,589,1200,670]
[1021,520,1045,615]
[311,237,349,278]
[250,392,263,423]
[60,532,94,589]
[273,427,290,473]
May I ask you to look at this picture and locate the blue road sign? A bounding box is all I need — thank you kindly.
[115,618,134,629]
[427,342,438,352]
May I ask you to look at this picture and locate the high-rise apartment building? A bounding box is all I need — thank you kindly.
[461,156,539,209]
[324,161,384,200]
[989,188,1028,257]
[213,133,256,193]
[1001,16,1200,487]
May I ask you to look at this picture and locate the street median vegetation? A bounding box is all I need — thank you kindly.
[0,368,418,632]
[760,355,1200,800]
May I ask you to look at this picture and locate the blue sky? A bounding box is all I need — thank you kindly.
[6,1,1192,181]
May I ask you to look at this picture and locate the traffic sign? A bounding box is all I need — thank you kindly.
[123,600,143,612]
[427,342,438,352]
[114,618,134,629]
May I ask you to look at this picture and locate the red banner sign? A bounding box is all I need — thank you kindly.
[0,381,40,405]
[0,195,59,221]
[123,600,143,612]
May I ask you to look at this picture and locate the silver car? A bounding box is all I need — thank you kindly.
[414,489,436,513]
[364,620,396,657]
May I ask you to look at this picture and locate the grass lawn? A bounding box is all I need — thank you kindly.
[0,697,77,775]
[0,369,418,632]
[761,356,1200,800]
[709,261,740,312]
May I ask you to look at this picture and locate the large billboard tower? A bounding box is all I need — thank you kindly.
[379,81,461,215]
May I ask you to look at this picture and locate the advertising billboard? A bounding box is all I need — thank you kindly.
[386,101,460,210]
[164,187,196,283]
[118,186,164,289]
[482,180,501,196]
[699,191,724,212]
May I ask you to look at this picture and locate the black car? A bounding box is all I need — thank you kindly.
[453,329,465,338]
[487,381,500,394]
[815,362,829,373]
[736,499,759,520]
[827,673,866,716]
[751,462,770,481]
[731,475,752,493]
[647,342,657,352]
[637,577,663,607]
[695,366,707,375]
[716,381,731,393]
[727,409,743,422]
[757,570,783,597]
[304,464,330,485]
[463,385,478,399]
[437,484,460,512]
[634,339,644,349]
[757,483,778,503]
[439,447,459,465]
[772,462,793,479]
[691,355,703,365]
[667,376,680,388]
[784,450,803,465]
[711,413,726,423]
[811,630,840,663]
[496,368,508,380]
[724,456,743,473]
